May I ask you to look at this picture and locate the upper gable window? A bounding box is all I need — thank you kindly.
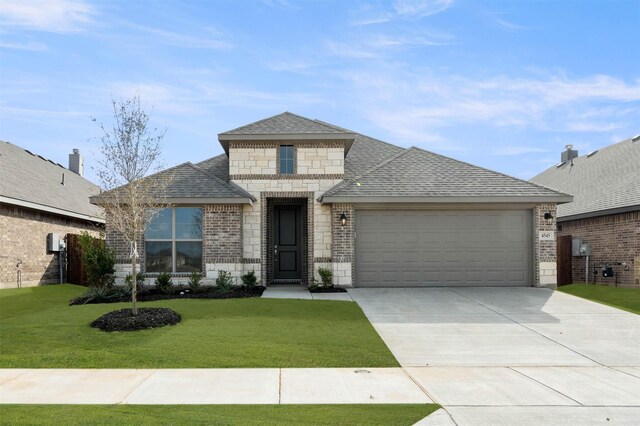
[279,145,295,174]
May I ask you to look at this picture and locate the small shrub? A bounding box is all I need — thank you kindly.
[78,232,115,288]
[318,267,333,288]
[81,286,121,304]
[216,270,234,293]
[241,270,258,289]
[188,271,203,290]
[155,272,173,294]
[124,272,145,294]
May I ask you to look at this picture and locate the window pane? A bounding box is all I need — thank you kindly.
[145,241,172,272]
[145,208,172,239]
[175,241,202,272]
[175,208,202,239]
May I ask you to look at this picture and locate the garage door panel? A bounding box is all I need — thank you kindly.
[355,210,532,287]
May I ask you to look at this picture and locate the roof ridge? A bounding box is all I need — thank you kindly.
[324,147,413,197]
[409,145,572,196]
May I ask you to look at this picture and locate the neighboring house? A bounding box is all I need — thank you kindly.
[0,142,105,288]
[94,112,571,288]
[531,137,640,286]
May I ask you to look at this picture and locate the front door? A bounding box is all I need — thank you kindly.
[273,204,302,281]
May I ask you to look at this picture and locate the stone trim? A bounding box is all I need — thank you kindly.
[230,140,344,149]
[230,174,344,180]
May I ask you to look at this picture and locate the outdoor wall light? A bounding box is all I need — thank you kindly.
[544,212,554,220]
[340,212,348,226]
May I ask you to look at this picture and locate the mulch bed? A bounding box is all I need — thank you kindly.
[90,307,181,332]
[309,286,347,293]
[71,286,266,305]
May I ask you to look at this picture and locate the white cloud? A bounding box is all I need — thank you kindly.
[393,0,454,18]
[125,23,234,50]
[0,0,96,33]
[494,146,549,156]
[0,40,47,51]
[351,0,453,26]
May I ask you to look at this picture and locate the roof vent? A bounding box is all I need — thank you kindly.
[632,134,640,142]
[555,161,567,168]
[561,144,578,163]
[69,149,84,177]
[586,150,598,157]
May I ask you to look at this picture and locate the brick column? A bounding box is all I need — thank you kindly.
[534,203,558,288]
[331,204,354,287]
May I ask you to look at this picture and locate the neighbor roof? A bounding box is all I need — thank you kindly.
[530,136,640,220]
[0,141,104,223]
[91,161,255,205]
[321,147,572,204]
[217,112,356,154]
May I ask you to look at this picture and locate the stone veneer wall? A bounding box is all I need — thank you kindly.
[235,179,341,286]
[534,203,558,288]
[1,203,102,289]
[229,140,345,178]
[557,210,639,286]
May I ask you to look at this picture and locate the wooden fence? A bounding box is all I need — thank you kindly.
[66,233,104,286]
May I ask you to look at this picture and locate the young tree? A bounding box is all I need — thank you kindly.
[91,94,169,315]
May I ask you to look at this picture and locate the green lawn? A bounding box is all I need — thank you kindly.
[0,404,440,426]
[558,284,640,314]
[0,284,398,368]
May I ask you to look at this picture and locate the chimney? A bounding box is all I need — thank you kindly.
[561,144,578,163]
[69,149,84,176]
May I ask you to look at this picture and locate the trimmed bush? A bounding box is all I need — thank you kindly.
[318,267,333,288]
[188,271,203,290]
[216,270,233,293]
[155,272,173,294]
[78,232,115,288]
[241,270,258,289]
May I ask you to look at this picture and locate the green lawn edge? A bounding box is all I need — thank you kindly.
[0,284,399,368]
[557,284,640,314]
[1,404,441,426]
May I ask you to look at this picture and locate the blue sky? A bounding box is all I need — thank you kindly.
[1,0,638,184]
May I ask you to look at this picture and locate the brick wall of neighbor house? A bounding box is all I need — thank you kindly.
[0,203,101,289]
[557,210,639,286]
[534,203,558,288]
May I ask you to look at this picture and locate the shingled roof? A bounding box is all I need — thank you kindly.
[0,141,104,222]
[531,136,640,220]
[220,112,351,136]
[91,161,254,205]
[321,146,572,203]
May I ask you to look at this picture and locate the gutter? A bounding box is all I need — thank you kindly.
[320,195,574,205]
[557,204,640,222]
[1,195,105,224]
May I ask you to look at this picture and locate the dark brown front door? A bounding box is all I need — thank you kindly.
[273,205,302,281]
[557,235,573,285]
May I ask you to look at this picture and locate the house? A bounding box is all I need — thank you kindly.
[531,138,640,286]
[0,142,105,288]
[96,112,572,288]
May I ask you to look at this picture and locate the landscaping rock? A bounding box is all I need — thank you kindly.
[90,308,181,332]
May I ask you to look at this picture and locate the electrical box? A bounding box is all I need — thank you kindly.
[572,238,583,256]
[603,267,614,278]
[47,233,60,252]
[579,243,591,256]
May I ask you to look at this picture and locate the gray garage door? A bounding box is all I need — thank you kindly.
[355,210,532,287]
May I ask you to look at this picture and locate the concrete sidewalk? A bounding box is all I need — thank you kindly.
[0,368,430,405]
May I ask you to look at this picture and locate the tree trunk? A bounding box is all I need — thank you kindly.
[131,241,138,315]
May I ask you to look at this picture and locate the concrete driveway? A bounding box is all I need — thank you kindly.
[349,287,640,425]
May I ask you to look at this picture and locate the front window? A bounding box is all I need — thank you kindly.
[145,207,202,273]
[279,145,294,174]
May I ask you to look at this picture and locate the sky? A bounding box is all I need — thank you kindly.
[1,0,639,185]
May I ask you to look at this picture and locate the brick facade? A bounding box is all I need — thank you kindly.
[534,203,558,288]
[0,203,101,288]
[203,205,243,264]
[557,211,639,286]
